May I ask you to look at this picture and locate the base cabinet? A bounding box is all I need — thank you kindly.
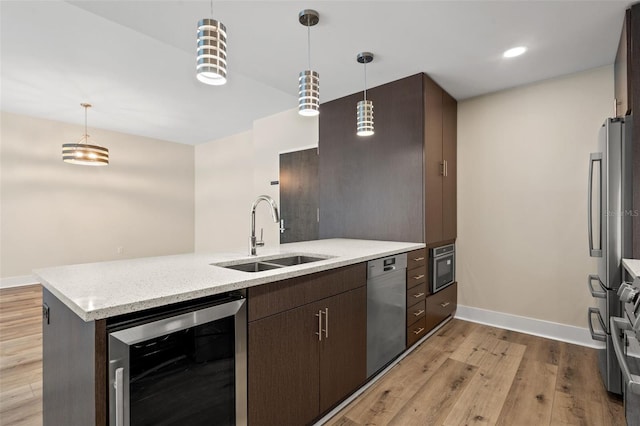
[406,248,428,348]
[248,267,366,425]
[248,300,320,425]
[425,282,458,331]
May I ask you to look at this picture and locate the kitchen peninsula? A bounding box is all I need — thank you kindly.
[35,239,460,426]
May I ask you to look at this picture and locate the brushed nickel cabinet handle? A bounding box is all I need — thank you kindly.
[315,310,323,341]
[324,308,329,339]
[413,327,425,335]
[440,161,445,176]
[413,309,425,317]
[413,257,425,262]
[413,274,425,280]
[413,292,425,298]
[440,302,450,308]
[444,160,448,177]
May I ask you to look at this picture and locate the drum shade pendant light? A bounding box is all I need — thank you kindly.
[196,1,227,85]
[62,103,109,166]
[356,52,374,136]
[298,9,320,116]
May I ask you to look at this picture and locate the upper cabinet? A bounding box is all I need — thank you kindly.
[614,9,632,117]
[319,73,457,246]
[616,4,639,258]
[424,75,458,244]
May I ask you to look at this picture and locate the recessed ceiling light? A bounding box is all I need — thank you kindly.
[503,46,527,58]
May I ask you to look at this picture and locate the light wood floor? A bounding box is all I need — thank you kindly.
[327,318,624,426]
[0,285,42,426]
[0,286,625,426]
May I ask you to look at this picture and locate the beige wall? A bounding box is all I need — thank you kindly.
[194,130,254,253]
[457,65,614,328]
[195,108,318,253]
[0,112,195,279]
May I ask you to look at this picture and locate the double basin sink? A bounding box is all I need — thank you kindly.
[214,254,331,273]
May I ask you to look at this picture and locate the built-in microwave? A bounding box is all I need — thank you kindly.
[430,244,455,293]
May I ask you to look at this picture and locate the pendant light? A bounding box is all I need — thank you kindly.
[196,1,227,85]
[298,9,320,116]
[62,103,109,166]
[356,52,374,136]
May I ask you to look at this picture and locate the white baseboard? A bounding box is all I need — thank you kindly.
[455,304,604,349]
[0,275,39,289]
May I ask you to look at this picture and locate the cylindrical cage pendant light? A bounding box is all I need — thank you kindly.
[62,103,109,166]
[356,52,374,136]
[298,10,320,116]
[196,17,227,85]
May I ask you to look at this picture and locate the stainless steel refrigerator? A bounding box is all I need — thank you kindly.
[587,116,633,395]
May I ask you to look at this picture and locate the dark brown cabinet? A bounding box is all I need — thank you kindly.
[406,248,428,348]
[318,74,424,242]
[318,287,367,413]
[614,9,631,118]
[247,265,366,425]
[425,282,458,331]
[614,4,639,258]
[424,77,457,245]
[247,301,320,425]
[319,73,457,247]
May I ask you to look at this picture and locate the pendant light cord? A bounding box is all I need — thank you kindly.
[307,25,311,70]
[363,61,367,101]
[210,0,213,17]
[83,105,88,143]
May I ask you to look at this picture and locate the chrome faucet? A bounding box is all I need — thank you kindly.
[249,195,280,256]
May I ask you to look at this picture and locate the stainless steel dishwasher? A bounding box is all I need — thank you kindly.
[367,253,407,377]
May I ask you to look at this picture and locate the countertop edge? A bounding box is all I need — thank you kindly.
[36,241,426,322]
[623,258,640,279]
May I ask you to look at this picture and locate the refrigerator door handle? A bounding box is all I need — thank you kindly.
[588,152,603,257]
[587,274,607,299]
[588,307,607,342]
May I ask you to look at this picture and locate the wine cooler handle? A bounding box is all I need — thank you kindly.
[115,367,124,426]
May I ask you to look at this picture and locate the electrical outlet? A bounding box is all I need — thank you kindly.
[117,246,124,254]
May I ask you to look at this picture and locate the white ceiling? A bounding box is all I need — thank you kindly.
[0,1,630,145]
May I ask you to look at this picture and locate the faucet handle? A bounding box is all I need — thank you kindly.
[256,228,265,247]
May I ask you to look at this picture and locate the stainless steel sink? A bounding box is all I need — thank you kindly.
[223,262,283,273]
[264,255,327,267]
[214,254,331,273]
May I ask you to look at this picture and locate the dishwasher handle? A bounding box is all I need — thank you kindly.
[367,254,407,279]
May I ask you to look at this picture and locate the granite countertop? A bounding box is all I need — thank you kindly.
[34,238,424,322]
[623,258,640,279]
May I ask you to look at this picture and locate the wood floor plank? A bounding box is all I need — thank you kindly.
[327,345,451,425]
[550,391,609,426]
[496,359,558,425]
[443,338,527,425]
[0,286,42,426]
[449,326,509,367]
[325,319,477,425]
[495,328,562,365]
[387,358,477,425]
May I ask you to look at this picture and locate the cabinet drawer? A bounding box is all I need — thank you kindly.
[407,316,427,347]
[407,248,427,270]
[406,282,427,306]
[425,282,457,331]
[406,300,426,326]
[248,263,366,322]
[407,266,427,290]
